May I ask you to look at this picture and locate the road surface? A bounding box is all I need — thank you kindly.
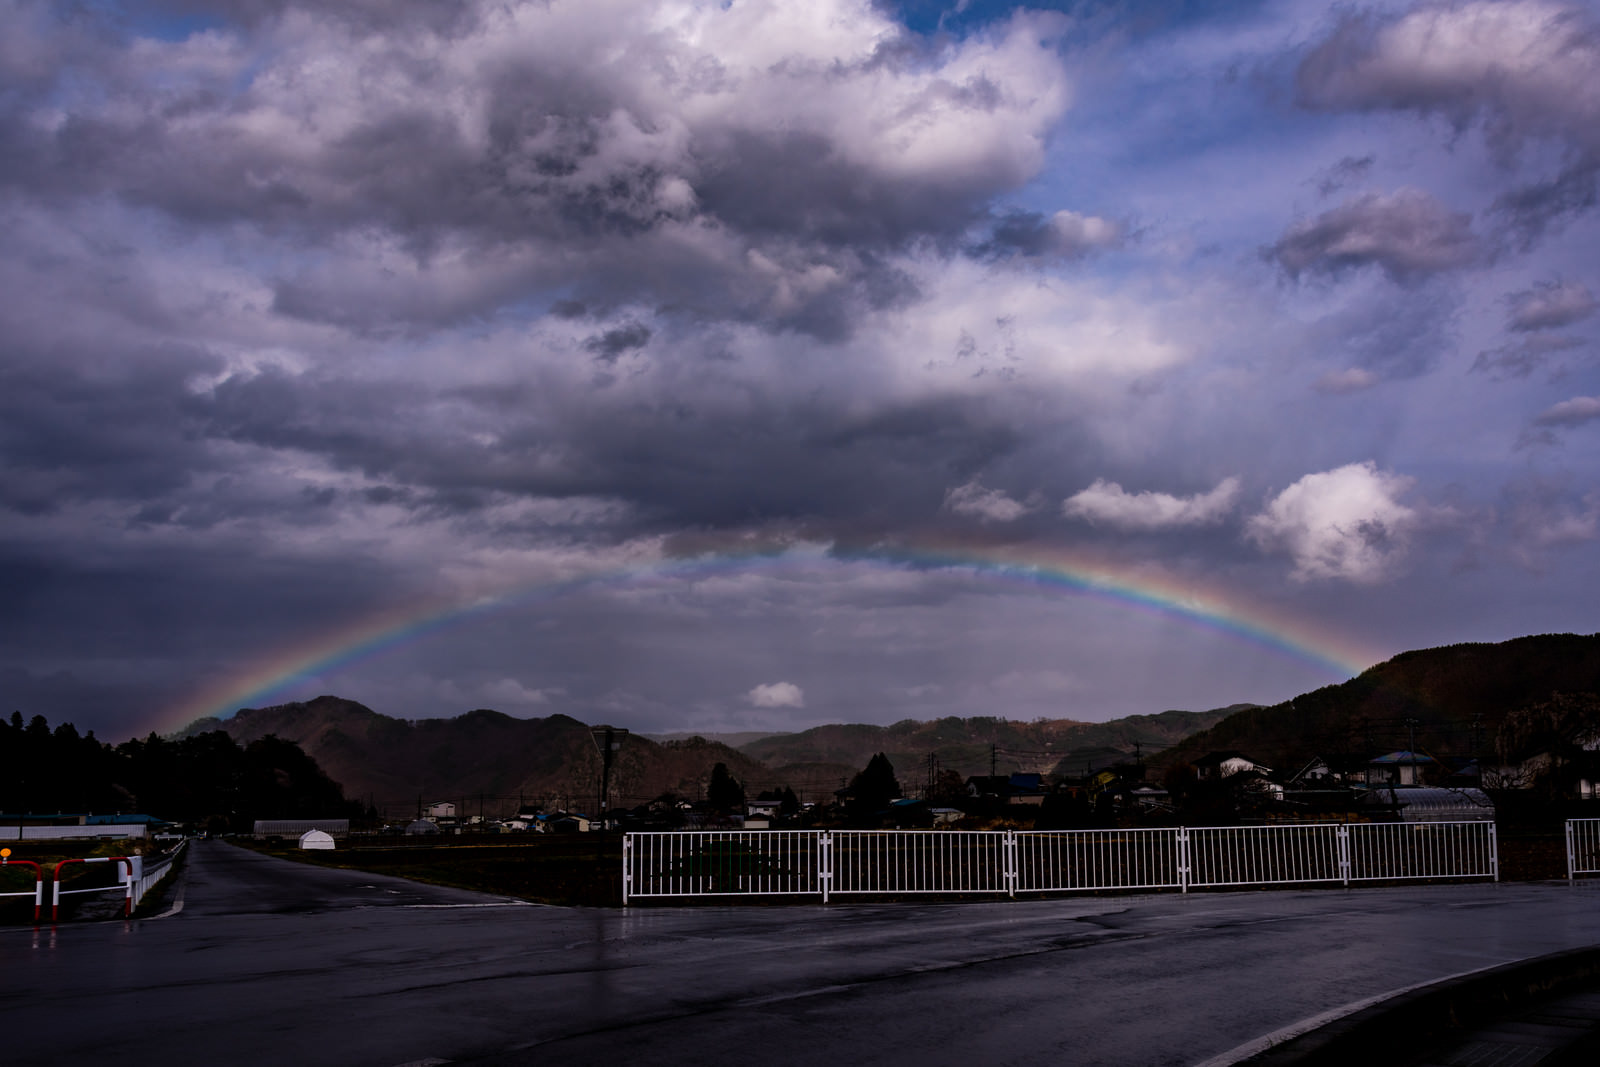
[4,840,1600,1066]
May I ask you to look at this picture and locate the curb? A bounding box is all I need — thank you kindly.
[1234,944,1600,1066]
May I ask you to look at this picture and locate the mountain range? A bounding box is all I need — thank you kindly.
[178,632,1600,817]
[178,699,1233,816]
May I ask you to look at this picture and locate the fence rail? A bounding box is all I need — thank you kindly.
[129,840,187,910]
[624,823,1499,904]
[1568,819,1600,880]
[0,839,188,922]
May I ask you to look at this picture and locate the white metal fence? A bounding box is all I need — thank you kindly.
[1567,819,1600,880]
[623,823,1499,904]
[129,840,187,910]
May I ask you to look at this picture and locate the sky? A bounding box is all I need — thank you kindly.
[2,0,1598,742]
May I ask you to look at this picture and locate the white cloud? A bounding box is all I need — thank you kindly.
[746,681,805,708]
[1045,210,1123,256]
[1510,282,1597,331]
[943,480,1032,523]
[1297,0,1600,157]
[1246,462,1418,583]
[1314,368,1379,394]
[1062,476,1240,530]
[1535,396,1600,427]
[481,678,554,707]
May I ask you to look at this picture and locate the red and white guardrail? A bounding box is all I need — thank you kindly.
[50,856,133,921]
[0,848,45,922]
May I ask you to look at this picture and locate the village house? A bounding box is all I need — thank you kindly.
[1192,751,1273,781]
[1367,751,1436,787]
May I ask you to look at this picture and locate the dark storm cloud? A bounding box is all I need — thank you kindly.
[184,364,1027,536]
[583,322,653,363]
[0,2,1068,336]
[0,342,222,513]
[1268,189,1479,283]
[1295,2,1600,245]
[153,0,483,34]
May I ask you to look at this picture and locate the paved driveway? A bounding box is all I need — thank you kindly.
[5,840,1600,1066]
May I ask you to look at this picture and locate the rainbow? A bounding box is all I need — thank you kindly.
[160,541,1385,734]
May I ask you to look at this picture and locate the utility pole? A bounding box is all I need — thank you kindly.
[590,725,628,830]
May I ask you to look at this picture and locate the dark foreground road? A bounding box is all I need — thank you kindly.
[5,840,1600,1067]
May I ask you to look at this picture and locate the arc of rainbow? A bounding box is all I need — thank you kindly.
[162,544,1381,734]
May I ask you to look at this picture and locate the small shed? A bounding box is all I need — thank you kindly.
[298,829,336,850]
[405,819,440,835]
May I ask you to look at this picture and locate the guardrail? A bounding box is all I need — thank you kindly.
[51,856,133,921]
[623,822,1499,904]
[1567,819,1600,880]
[0,839,188,923]
[0,851,45,922]
[128,839,187,910]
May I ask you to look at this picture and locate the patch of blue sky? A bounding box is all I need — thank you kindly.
[883,1,1275,42]
[78,1,228,42]
[97,2,264,99]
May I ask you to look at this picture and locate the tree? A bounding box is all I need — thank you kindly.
[846,753,901,822]
[779,786,800,816]
[706,762,745,815]
[1494,692,1600,802]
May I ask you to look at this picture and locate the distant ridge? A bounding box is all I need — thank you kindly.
[1154,633,1600,773]
[735,708,1243,780]
[175,699,1234,812]
[179,697,769,811]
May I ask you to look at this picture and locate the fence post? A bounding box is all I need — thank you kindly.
[621,833,632,906]
[1488,822,1500,883]
[1177,827,1190,893]
[1337,825,1351,887]
[1003,830,1017,898]
[1566,820,1576,883]
[819,832,833,904]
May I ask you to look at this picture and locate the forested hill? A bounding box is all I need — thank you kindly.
[1153,633,1600,773]
[0,712,351,830]
[736,708,1243,780]
[180,697,771,809]
[177,697,1237,810]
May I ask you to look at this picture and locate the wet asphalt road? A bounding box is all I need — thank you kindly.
[5,840,1600,1067]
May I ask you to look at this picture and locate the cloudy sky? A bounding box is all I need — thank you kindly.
[3,0,1598,742]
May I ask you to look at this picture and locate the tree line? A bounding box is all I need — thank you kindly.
[0,713,360,832]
